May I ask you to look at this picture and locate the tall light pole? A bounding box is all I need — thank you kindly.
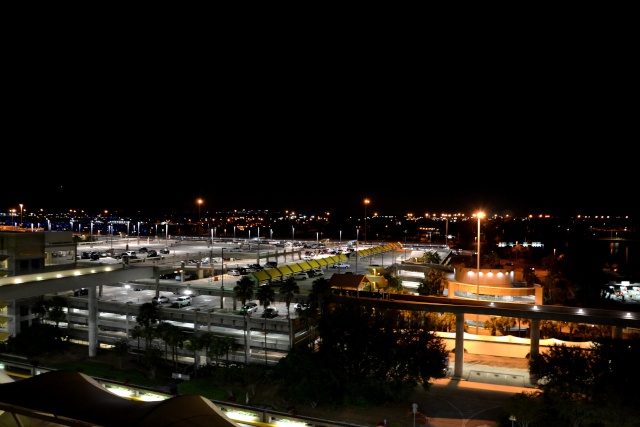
[19,204,23,227]
[292,226,295,242]
[364,198,370,247]
[356,228,360,273]
[197,198,203,234]
[220,248,225,309]
[475,211,485,334]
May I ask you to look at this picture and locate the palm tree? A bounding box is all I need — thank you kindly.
[199,331,216,366]
[278,277,300,318]
[233,276,255,306]
[136,302,161,349]
[46,296,68,328]
[256,283,276,321]
[309,277,332,314]
[131,325,143,362]
[208,335,226,366]
[427,269,449,296]
[256,284,276,365]
[155,323,184,369]
[184,335,205,377]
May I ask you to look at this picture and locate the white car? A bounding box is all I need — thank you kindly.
[331,262,351,269]
[293,272,309,280]
[171,296,191,308]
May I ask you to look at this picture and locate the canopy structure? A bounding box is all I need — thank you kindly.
[0,370,240,427]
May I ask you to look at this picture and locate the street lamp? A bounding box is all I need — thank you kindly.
[364,198,370,247]
[19,204,23,227]
[509,415,517,427]
[475,211,485,334]
[196,198,203,234]
[220,248,225,309]
[355,228,360,273]
[292,226,295,242]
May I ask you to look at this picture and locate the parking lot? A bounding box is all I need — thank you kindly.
[71,238,395,319]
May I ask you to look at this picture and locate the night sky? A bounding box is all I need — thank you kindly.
[5,57,636,219]
[7,152,636,219]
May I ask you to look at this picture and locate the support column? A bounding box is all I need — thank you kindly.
[529,318,540,359]
[613,325,623,339]
[453,313,465,379]
[88,287,98,357]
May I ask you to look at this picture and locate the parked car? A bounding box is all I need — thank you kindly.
[310,268,323,277]
[73,288,89,296]
[264,261,278,269]
[171,296,191,308]
[159,271,177,279]
[228,269,241,276]
[152,295,170,305]
[261,307,279,318]
[121,251,137,259]
[146,249,159,257]
[138,247,148,253]
[239,302,258,315]
[160,248,170,254]
[293,272,309,280]
[293,302,310,311]
[331,262,351,269]
[175,272,196,281]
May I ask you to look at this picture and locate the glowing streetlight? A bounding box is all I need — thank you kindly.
[364,198,370,247]
[475,211,485,334]
[19,204,23,227]
[196,198,203,235]
[355,228,360,273]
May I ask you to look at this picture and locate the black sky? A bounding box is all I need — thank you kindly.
[4,47,637,219]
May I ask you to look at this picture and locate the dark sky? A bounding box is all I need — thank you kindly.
[5,51,637,219]
[8,150,636,219]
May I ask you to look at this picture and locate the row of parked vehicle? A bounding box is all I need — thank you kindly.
[152,295,192,308]
[238,302,279,318]
[79,247,169,261]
